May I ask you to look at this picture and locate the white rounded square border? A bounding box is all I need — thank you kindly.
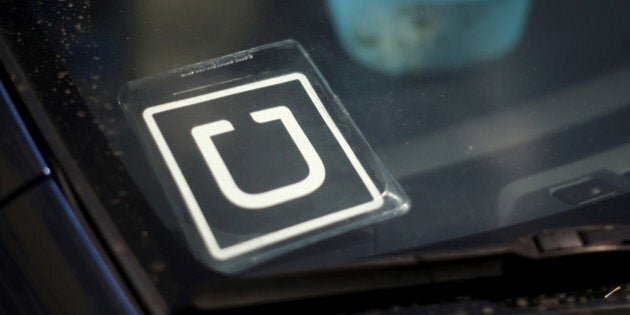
[142,72,384,260]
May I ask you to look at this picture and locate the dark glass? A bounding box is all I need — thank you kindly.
[1,0,629,309]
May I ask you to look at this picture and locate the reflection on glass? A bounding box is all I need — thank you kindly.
[2,0,630,275]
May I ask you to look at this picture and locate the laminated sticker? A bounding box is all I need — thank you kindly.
[119,40,409,273]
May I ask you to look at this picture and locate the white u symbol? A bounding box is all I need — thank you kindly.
[191,106,326,209]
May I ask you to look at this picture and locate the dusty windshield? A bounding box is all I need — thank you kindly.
[1,0,630,276]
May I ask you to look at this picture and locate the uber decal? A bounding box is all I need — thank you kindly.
[120,40,408,272]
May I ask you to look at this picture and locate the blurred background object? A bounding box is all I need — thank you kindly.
[327,0,531,74]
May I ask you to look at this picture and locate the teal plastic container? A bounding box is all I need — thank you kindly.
[327,0,531,74]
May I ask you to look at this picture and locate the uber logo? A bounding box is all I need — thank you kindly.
[191,105,326,209]
[143,73,383,260]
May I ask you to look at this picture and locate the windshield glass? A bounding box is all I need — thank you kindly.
[1,0,630,303]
